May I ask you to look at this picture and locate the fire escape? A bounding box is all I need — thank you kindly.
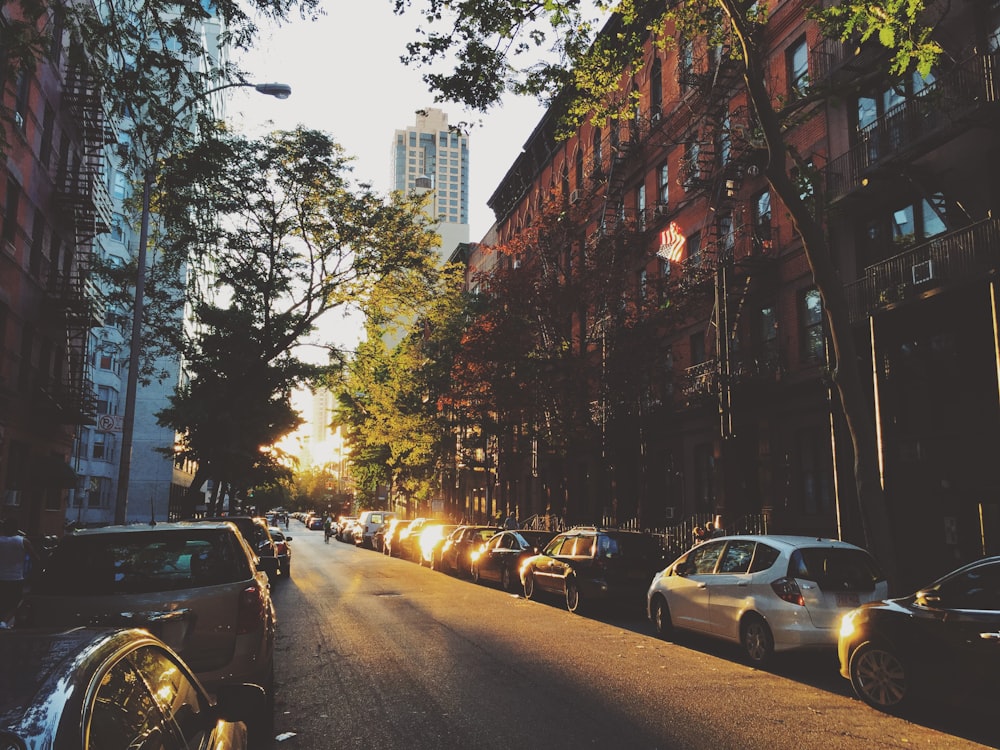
[44,61,114,423]
[669,45,780,435]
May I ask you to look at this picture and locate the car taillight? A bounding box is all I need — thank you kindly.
[771,577,805,606]
[237,584,266,634]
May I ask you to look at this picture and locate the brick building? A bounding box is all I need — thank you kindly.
[452,1,999,589]
[1,15,109,535]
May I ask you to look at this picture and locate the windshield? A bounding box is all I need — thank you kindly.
[35,530,248,595]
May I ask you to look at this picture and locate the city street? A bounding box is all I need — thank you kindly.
[267,524,997,749]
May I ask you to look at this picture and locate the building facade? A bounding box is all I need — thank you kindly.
[454,1,1000,589]
[392,107,470,259]
[1,6,108,535]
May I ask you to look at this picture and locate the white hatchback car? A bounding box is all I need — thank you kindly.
[647,535,888,666]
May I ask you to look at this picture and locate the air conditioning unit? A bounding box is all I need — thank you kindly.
[912,259,935,284]
[651,110,662,123]
[4,489,22,507]
[13,111,24,130]
[569,189,580,204]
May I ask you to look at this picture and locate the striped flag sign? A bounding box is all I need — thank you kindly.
[657,221,686,264]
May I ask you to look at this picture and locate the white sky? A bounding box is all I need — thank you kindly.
[229,1,548,243]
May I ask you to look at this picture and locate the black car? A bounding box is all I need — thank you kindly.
[838,555,1000,713]
[190,516,278,573]
[0,627,265,749]
[521,527,666,614]
[472,529,557,592]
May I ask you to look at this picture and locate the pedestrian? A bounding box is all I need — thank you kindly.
[0,518,38,629]
[504,511,518,530]
[709,518,726,538]
[692,526,707,546]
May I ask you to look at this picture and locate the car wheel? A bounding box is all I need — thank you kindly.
[651,595,673,639]
[501,566,513,592]
[523,572,536,600]
[849,640,911,712]
[565,578,584,614]
[741,614,774,667]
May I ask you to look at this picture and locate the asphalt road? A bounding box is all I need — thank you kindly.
[265,523,997,750]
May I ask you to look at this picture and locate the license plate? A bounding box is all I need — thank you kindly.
[836,592,860,607]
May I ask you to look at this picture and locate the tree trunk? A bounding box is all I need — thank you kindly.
[722,1,898,588]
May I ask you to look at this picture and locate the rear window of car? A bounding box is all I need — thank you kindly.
[788,547,885,592]
[34,530,249,595]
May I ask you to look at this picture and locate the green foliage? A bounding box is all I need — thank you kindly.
[153,125,441,500]
[335,264,469,509]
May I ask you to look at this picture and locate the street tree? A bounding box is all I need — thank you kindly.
[153,125,441,514]
[390,0,947,584]
[335,263,468,513]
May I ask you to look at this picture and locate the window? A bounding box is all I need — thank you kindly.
[575,148,584,190]
[650,57,663,119]
[29,210,45,276]
[798,426,834,515]
[636,183,646,229]
[787,37,809,98]
[719,540,756,573]
[800,288,824,365]
[690,331,706,364]
[657,162,669,206]
[679,39,694,93]
[3,178,21,246]
[683,141,701,186]
[591,127,603,176]
[14,70,30,131]
[689,541,725,574]
[40,105,54,167]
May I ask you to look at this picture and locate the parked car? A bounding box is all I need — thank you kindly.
[336,516,359,542]
[442,525,504,577]
[418,523,459,567]
[472,529,557,592]
[428,526,464,570]
[20,521,277,704]
[395,518,430,562]
[522,527,664,615]
[838,555,1000,713]
[268,526,293,578]
[354,510,397,548]
[371,522,390,553]
[193,516,278,575]
[0,627,266,749]
[307,515,325,531]
[647,534,888,667]
[383,519,413,558]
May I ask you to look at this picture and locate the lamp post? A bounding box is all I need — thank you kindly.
[113,81,291,525]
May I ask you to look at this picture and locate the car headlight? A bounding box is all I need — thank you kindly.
[839,609,859,640]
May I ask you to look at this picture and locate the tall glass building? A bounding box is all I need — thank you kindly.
[392,108,470,260]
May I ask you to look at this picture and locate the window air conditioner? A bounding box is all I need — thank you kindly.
[569,189,580,204]
[13,112,24,130]
[4,490,22,507]
[911,259,935,285]
[651,110,662,123]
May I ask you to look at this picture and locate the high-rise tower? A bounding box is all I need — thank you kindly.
[392,108,470,259]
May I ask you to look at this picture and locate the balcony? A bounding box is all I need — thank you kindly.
[45,269,106,328]
[825,52,999,203]
[844,218,1000,323]
[682,360,717,400]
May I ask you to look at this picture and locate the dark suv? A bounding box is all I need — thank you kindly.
[191,516,280,579]
[520,527,666,614]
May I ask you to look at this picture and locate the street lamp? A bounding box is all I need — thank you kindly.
[114,80,291,524]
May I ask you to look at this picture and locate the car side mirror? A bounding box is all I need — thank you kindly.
[674,561,690,577]
[915,590,943,608]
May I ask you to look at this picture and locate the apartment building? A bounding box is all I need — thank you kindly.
[392,107,470,260]
[1,14,108,536]
[458,2,999,588]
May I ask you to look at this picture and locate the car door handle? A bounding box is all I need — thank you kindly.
[980,632,1000,641]
[737,581,749,587]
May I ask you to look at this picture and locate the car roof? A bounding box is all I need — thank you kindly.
[63,521,238,537]
[695,534,869,551]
